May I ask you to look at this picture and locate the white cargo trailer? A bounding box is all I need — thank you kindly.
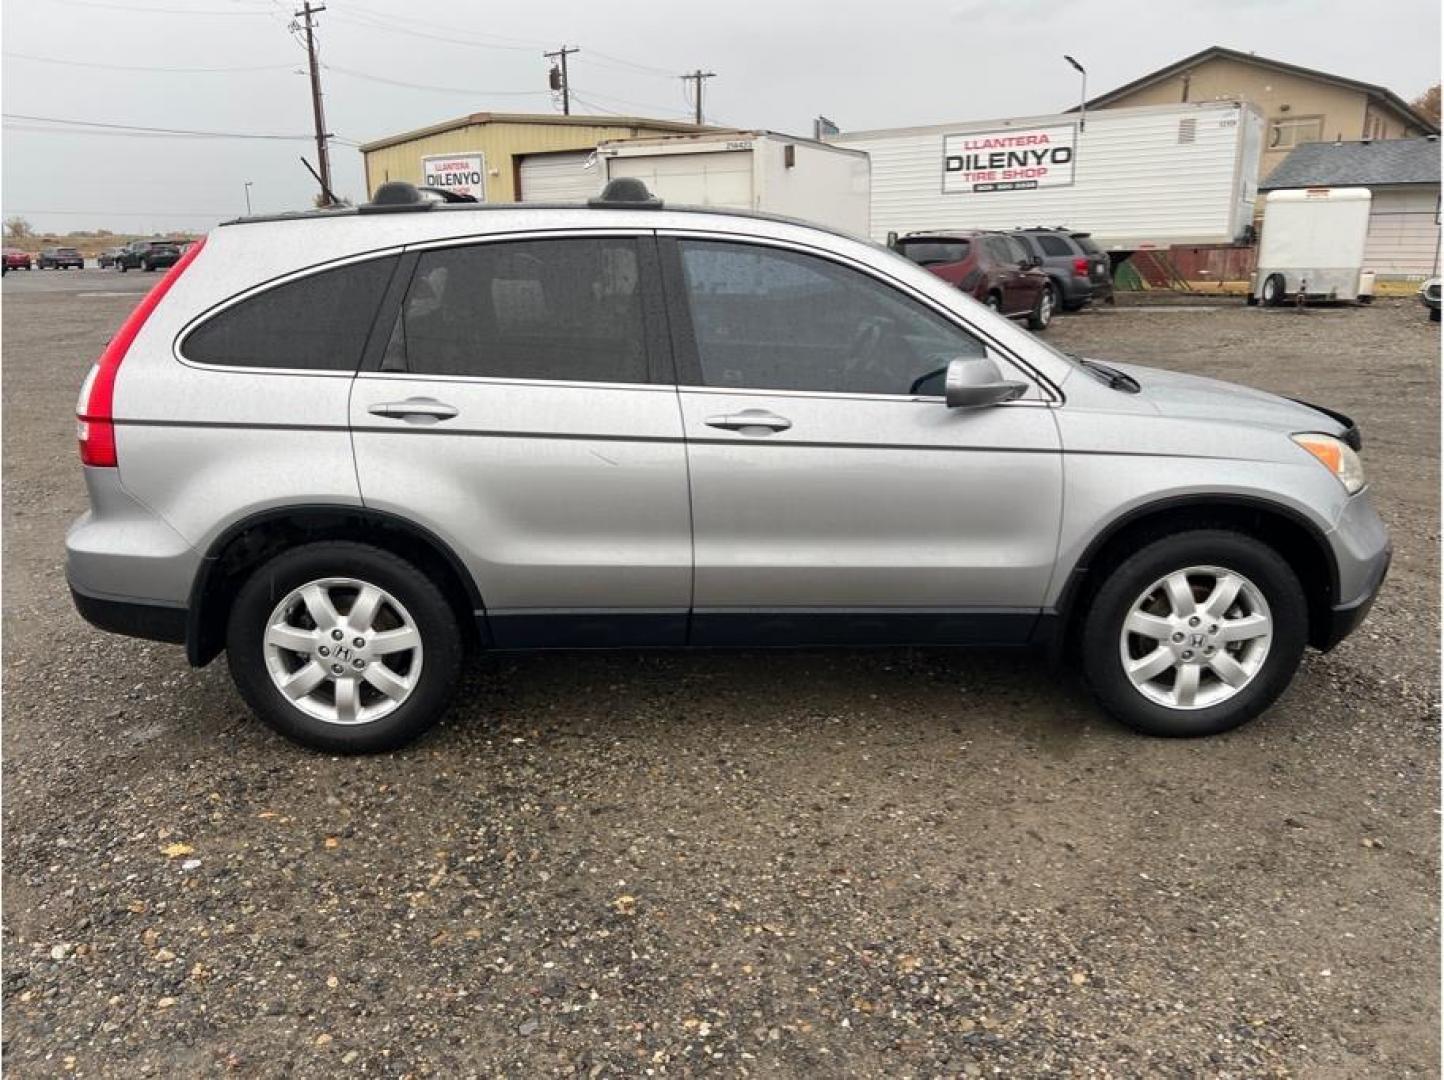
[826,101,1263,253]
[1250,187,1374,305]
[597,130,871,236]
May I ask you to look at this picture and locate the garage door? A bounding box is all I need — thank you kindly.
[518,151,600,203]
[1364,187,1442,278]
[606,150,754,209]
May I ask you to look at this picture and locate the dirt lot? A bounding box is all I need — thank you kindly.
[3,281,1439,1077]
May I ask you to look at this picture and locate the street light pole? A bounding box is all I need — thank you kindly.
[1064,55,1087,132]
[244,181,253,216]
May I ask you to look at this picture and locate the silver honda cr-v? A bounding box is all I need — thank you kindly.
[67,179,1390,753]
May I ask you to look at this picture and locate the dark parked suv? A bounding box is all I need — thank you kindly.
[1010,227,1114,310]
[116,239,182,272]
[894,231,1053,329]
[38,247,84,270]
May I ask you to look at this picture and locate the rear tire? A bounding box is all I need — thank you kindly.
[985,292,1002,312]
[1028,282,1057,330]
[1081,530,1307,738]
[226,542,464,754]
[1430,307,1440,323]
[1261,273,1285,307]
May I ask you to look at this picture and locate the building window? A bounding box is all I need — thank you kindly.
[1269,116,1324,150]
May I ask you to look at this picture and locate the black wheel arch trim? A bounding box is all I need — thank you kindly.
[185,504,486,666]
[1045,493,1340,650]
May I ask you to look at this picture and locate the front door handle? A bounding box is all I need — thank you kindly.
[367,397,459,421]
[704,409,792,433]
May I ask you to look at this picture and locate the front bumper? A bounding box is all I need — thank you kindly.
[1318,544,1390,651]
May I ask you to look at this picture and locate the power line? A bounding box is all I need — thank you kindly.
[2,113,315,139]
[3,50,295,73]
[325,10,535,52]
[322,64,547,98]
[47,0,274,14]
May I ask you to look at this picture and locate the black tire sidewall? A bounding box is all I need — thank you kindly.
[1262,274,1284,306]
[226,542,463,754]
[1082,530,1307,737]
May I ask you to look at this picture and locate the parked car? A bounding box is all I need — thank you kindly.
[67,178,1389,754]
[98,247,127,269]
[1010,227,1114,310]
[1419,277,1440,322]
[115,239,182,272]
[4,248,34,272]
[38,247,84,270]
[893,230,1054,329]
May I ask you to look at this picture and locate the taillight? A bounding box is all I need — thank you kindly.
[1072,257,1089,278]
[77,237,206,467]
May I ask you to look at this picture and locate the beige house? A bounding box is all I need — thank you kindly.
[1079,46,1437,180]
[359,113,712,204]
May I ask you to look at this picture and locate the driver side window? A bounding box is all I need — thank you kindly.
[677,240,987,397]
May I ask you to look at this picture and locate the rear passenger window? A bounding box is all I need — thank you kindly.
[381,238,648,384]
[184,257,396,371]
[1036,235,1073,257]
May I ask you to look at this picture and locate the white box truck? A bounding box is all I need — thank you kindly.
[1250,187,1374,305]
[826,101,1264,255]
[596,130,871,237]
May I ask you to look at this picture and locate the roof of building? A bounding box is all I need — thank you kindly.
[1073,46,1439,135]
[359,112,715,153]
[1260,137,1441,189]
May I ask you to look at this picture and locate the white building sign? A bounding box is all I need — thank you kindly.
[942,125,1077,193]
[421,152,487,201]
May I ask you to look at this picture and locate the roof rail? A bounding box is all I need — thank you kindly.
[588,177,662,209]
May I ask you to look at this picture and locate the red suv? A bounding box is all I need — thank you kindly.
[894,231,1053,330]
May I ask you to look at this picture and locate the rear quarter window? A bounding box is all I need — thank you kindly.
[182,256,397,371]
[1036,235,1073,257]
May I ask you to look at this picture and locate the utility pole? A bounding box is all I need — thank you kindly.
[544,46,580,116]
[681,69,716,126]
[295,1,333,205]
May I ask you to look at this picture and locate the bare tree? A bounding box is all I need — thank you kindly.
[4,216,33,239]
[1411,83,1441,127]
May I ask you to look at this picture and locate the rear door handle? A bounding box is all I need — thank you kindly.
[367,397,458,421]
[703,409,792,433]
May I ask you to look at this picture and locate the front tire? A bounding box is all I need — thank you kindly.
[1082,530,1307,737]
[226,542,464,754]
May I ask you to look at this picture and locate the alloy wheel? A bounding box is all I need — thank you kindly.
[1118,565,1273,710]
[262,577,423,725]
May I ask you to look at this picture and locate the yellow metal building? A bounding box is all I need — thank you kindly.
[359,112,712,203]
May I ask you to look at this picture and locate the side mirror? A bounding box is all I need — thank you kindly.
[945,355,1029,409]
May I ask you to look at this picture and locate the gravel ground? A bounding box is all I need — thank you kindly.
[3,283,1439,1078]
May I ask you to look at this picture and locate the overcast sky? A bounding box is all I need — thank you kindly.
[3,0,1439,235]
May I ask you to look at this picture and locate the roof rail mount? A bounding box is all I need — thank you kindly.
[360,181,480,214]
[589,178,662,209]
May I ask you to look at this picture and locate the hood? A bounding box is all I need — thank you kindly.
[1101,359,1350,438]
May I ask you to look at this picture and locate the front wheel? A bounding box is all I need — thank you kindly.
[118,262,128,273]
[1028,282,1056,330]
[1082,530,1307,737]
[226,542,464,753]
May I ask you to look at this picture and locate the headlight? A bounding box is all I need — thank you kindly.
[1292,433,1365,494]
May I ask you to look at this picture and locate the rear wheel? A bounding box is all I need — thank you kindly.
[1261,273,1286,307]
[1430,307,1440,323]
[985,292,1002,313]
[1028,282,1057,330]
[226,542,464,754]
[1082,530,1307,737]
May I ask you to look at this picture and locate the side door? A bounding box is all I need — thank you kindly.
[999,235,1035,315]
[661,235,1064,647]
[349,233,694,648]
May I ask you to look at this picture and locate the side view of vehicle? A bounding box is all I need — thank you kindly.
[67,180,1389,754]
[893,230,1055,329]
[4,248,34,273]
[1009,227,1114,311]
[115,239,182,272]
[38,247,84,270]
